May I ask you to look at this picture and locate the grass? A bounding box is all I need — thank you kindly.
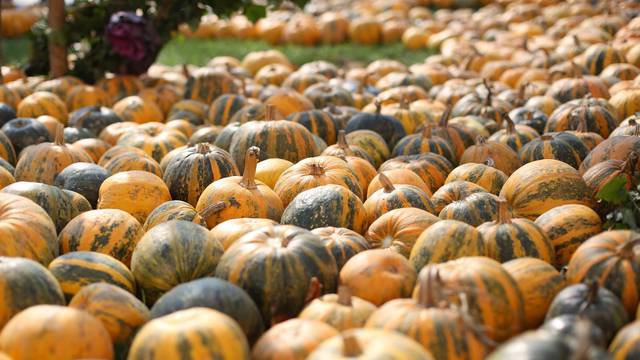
[1,35,437,69]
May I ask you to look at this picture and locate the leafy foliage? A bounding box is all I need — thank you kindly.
[27,0,308,83]
[597,176,640,230]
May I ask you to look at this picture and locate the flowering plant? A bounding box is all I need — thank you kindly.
[105,11,161,74]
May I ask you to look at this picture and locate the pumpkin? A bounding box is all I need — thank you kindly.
[364,171,435,221]
[96,75,143,103]
[65,85,111,111]
[367,169,432,198]
[0,85,20,109]
[610,321,640,360]
[380,153,453,193]
[500,159,593,220]
[58,208,143,266]
[112,96,163,124]
[611,117,640,137]
[0,257,64,329]
[188,125,223,145]
[508,107,548,134]
[503,258,566,330]
[545,101,617,138]
[534,205,602,269]
[311,227,370,270]
[609,89,640,120]
[488,115,539,152]
[380,98,429,135]
[48,251,136,301]
[579,136,640,175]
[583,155,638,200]
[0,305,114,360]
[303,83,354,109]
[414,257,525,341]
[322,130,375,164]
[99,121,138,145]
[584,43,626,75]
[16,91,68,124]
[340,249,417,306]
[485,329,602,360]
[0,167,13,190]
[68,106,122,137]
[103,151,163,177]
[366,208,439,258]
[1,117,51,155]
[183,67,239,104]
[451,81,510,123]
[439,192,502,227]
[54,163,108,208]
[168,99,209,125]
[349,17,382,45]
[345,130,390,169]
[256,64,294,86]
[432,108,476,160]
[264,89,314,117]
[282,72,328,93]
[150,277,264,344]
[71,138,109,163]
[445,161,507,195]
[254,158,293,189]
[215,224,338,325]
[288,109,339,145]
[392,125,457,165]
[299,286,377,331]
[460,136,522,176]
[565,230,640,316]
[545,76,610,103]
[210,218,277,250]
[69,283,150,358]
[142,200,207,230]
[131,220,223,305]
[0,132,15,166]
[116,127,187,163]
[164,119,195,138]
[545,281,629,343]
[129,308,250,360]
[97,170,171,223]
[251,319,339,360]
[195,147,283,228]
[346,102,406,148]
[431,181,487,214]
[308,329,433,360]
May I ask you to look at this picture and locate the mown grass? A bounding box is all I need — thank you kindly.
[2,35,437,69]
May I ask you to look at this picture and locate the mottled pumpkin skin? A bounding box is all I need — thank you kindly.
[208,94,247,126]
[307,328,433,360]
[546,101,617,138]
[410,219,486,272]
[97,75,143,103]
[213,122,241,151]
[16,91,69,124]
[99,122,138,145]
[500,159,593,220]
[103,152,163,177]
[216,224,338,325]
[54,162,108,208]
[299,292,377,331]
[367,169,432,198]
[534,205,602,268]
[69,283,150,358]
[345,130,390,169]
[117,129,188,163]
[112,96,163,124]
[251,319,339,360]
[439,192,502,227]
[129,308,250,360]
[143,200,207,231]
[69,106,123,137]
[184,68,239,104]
[58,209,143,267]
[229,120,318,169]
[255,158,294,189]
[131,220,224,305]
[163,144,239,206]
[168,100,209,126]
[460,139,522,176]
[488,123,539,152]
[392,130,457,165]
[288,110,339,145]
[583,158,637,200]
[72,138,110,163]
[281,185,368,234]
[97,170,172,224]
[210,218,278,250]
[380,153,453,193]
[311,227,370,270]
[579,136,640,175]
[150,277,264,344]
[0,132,16,166]
[2,182,90,232]
[478,215,555,264]
[518,132,589,169]
[346,108,407,149]
[0,305,114,360]
[98,145,146,167]
[503,258,565,330]
[14,138,93,185]
[0,257,64,329]
[445,163,507,195]
[431,181,487,214]
[610,322,640,359]
[1,117,52,155]
[365,208,438,258]
[0,168,14,191]
[565,230,640,317]
[364,184,435,224]
[485,331,573,359]
[275,156,363,207]
[415,257,525,341]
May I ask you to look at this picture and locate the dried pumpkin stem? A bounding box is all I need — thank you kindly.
[241,146,260,189]
[337,130,354,156]
[199,201,227,219]
[496,199,512,224]
[476,135,487,145]
[485,158,496,168]
[417,268,437,308]
[580,279,600,313]
[422,124,432,139]
[438,106,451,127]
[337,285,353,307]
[342,333,363,357]
[616,237,640,259]
[53,123,65,146]
[482,79,492,107]
[195,143,209,154]
[309,162,325,176]
[504,114,515,134]
[400,96,409,110]
[182,64,190,78]
[265,104,276,121]
[374,100,382,115]
[525,110,533,121]
[378,172,395,193]
[540,134,553,141]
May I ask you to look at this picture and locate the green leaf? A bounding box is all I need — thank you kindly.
[243,4,266,22]
[596,176,629,204]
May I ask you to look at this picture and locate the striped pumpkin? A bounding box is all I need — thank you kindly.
[117,128,188,163]
[409,220,486,271]
[0,132,16,166]
[460,137,522,176]
[58,209,143,267]
[610,321,640,359]
[518,132,589,169]
[380,153,453,193]
[288,110,339,145]
[509,107,548,134]
[139,84,181,116]
[129,308,250,360]
[299,286,377,331]
[580,136,640,175]
[282,72,328,92]
[150,277,264,344]
[414,257,525,341]
[65,85,111,111]
[503,258,566,330]
[210,218,278,250]
[432,108,476,161]
[97,170,171,224]
[583,155,638,199]
[346,102,406,148]
[477,200,555,263]
[392,125,457,165]
[0,305,114,360]
[303,83,354,109]
[439,192,502,227]
[275,156,363,207]
[368,169,431,198]
[98,122,138,145]
[168,99,209,125]
[215,224,338,325]
[583,43,626,75]
[500,159,593,220]
[256,64,293,86]
[0,167,14,190]
[546,76,611,103]
[143,200,207,231]
[545,101,617,138]
[230,103,268,124]
[365,269,491,360]
[207,94,248,126]
[0,257,64,329]
[71,138,110,163]
[196,147,283,228]
[163,143,239,206]
[534,205,602,269]
[184,67,239,104]
[251,319,338,360]
[69,283,150,358]
[16,91,68,124]
[165,119,196,138]
[96,75,143,102]
[0,85,21,109]
[345,130,390,169]
[345,155,377,196]
[380,98,430,134]
[488,115,539,152]
[366,208,439,258]
[131,220,223,305]
[281,184,368,234]
[445,161,507,195]
[611,117,640,137]
[311,227,370,270]
[103,151,163,177]
[188,125,223,145]
[48,251,136,301]
[363,174,435,224]
[565,230,640,316]
[431,181,487,214]
[322,130,375,164]
[112,96,163,124]
[609,89,640,120]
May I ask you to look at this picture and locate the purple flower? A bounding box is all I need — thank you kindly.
[106,11,161,74]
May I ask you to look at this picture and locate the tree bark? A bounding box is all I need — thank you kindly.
[48,0,67,77]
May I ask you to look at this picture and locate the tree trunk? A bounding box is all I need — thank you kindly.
[48,0,67,77]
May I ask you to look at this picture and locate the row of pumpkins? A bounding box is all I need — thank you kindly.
[1,2,640,359]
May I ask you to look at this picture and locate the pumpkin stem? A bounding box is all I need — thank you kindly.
[581,279,600,312]
[438,106,451,127]
[572,107,588,133]
[417,267,438,308]
[540,134,553,141]
[475,135,487,146]
[342,333,363,357]
[496,199,512,224]
[378,172,396,193]
[309,162,325,176]
[422,124,432,139]
[525,110,533,121]
[240,146,260,189]
[517,82,528,102]
[623,152,638,175]
[400,96,409,110]
[632,119,640,137]
[265,104,276,121]
[199,201,227,219]
[482,79,492,107]
[616,236,640,259]
[337,285,353,306]
[195,143,209,154]
[374,99,382,115]
[456,292,498,349]
[336,130,354,155]
[570,61,583,78]
[240,78,247,96]
[485,158,495,168]
[503,113,515,134]
[572,35,581,47]
[182,64,190,78]
[53,123,65,145]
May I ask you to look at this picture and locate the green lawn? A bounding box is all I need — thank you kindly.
[2,36,435,69]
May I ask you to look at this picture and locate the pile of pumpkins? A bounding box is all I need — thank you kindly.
[1,0,640,359]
